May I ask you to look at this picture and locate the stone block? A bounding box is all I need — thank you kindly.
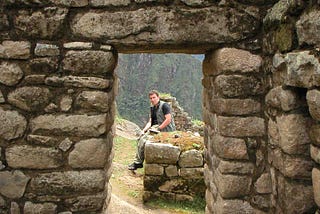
[0,41,30,59]
[276,113,312,155]
[90,0,131,6]
[68,138,108,168]
[59,138,73,152]
[178,149,203,168]
[34,43,60,56]
[30,57,58,73]
[296,8,320,46]
[0,108,27,140]
[210,97,261,115]
[145,164,164,176]
[0,170,30,199]
[24,75,46,85]
[75,91,111,113]
[251,195,270,210]
[29,170,105,195]
[8,87,51,112]
[0,61,24,86]
[214,75,265,98]
[205,48,262,75]
[254,173,272,194]
[27,135,58,146]
[45,76,112,89]
[310,124,320,146]
[212,135,248,160]
[64,194,104,212]
[145,142,180,164]
[213,195,254,214]
[6,145,63,169]
[30,114,107,137]
[60,95,73,112]
[307,89,320,121]
[63,50,115,75]
[214,170,251,198]
[0,90,4,103]
[165,165,178,177]
[10,202,20,214]
[217,116,265,137]
[63,42,93,49]
[0,196,5,207]
[311,145,320,164]
[218,160,254,175]
[14,8,68,39]
[24,201,57,214]
[268,119,279,146]
[51,0,89,7]
[313,168,320,207]
[179,168,203,178]
[265,86,303,111]
[278,174,315,213]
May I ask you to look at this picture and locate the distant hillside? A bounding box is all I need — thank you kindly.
[115,53,203,127]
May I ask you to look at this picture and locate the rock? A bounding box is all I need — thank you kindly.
[0,41,30,59]
[51,0,88,7]
[60,95,73,112]
[211,97,261,115]
[45,76,112,89]
[217,116,265,137]
[6,145,63,169]
[68,138,108,168]
[75,91,111,112]
[145,164,164,176]
[30,57,59,73]
[218,160,254,175]
[64,194,104,212]
[0,108,27,140]
[313,168,320,207]
[180,168,203,178]
[145,142,180,164]
[213,195,254,214]
[90,0,130,6]
[203,48,262,76]
[178,150,203,168]
[63,50,115,75]
[35,43,59,56]
[10,202,20,214]
[0,90,4,103]
[310,124,320,146]
[0,195,5,207]
[8,87,51,112]
[27,135,57,146]
[0,170,30,199]
[0,61,24,86]
[24,201,57,214]
[59,138,73,152]
[30,114,107,137]
[14,7,68,39]
[307,89,320,121]
[268,119,279,146]
[311,144,320,164]
[24,75,46,85]
[29,170,105,195]
[63,42,93,49]
[255,173,272,194]
[296,8,320,46]
[212,135,249,160]
[165,165,178,177]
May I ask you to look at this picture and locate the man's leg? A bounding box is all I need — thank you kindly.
[128,134,147,170]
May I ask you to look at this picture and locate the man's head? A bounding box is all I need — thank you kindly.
[148,90,160,106]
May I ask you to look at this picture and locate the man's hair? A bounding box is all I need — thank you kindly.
[148,90,159,97]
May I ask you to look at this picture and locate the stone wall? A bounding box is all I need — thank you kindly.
[143,141,205,202]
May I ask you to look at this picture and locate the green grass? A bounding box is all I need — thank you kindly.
[146,196,206,214]
[191,119,204,126]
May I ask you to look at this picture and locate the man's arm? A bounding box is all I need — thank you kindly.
[142,118,152,133]
[159,113,171,130]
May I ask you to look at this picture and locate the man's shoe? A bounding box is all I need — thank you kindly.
[128,163,143,170]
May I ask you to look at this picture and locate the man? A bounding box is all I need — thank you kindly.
[128,90,176,170]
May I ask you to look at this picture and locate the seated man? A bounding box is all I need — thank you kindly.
[128,90,176,170]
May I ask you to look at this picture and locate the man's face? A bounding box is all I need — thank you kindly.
[149,93,160,106]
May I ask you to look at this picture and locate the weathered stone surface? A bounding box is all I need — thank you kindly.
[145,164,164,176]
[0,108,27,140]
[24,75,46,85]
[59,138,73,152]
[265,86,303,111]
[313,168,320,207]
[29,170,105,195]
[251,195,270,210]
[0,90,4,103]
[204,48,262,76]
[211,97,261,115]
[178,150,203,168]
[63,42,93,49]
[70,7,259,51]
[180,168,203,178]
[145,142,180,164]
[10,202,20,214]
[0,13,9,31]
[310,124,320,146]
[31,114,107,137]
[165,165,178,177]
[14,8,68,39]
[64,194,104,212]
[0,196,5,207]
[268,148,313,179]
[214,170,251,198]
[307,89,320,121]
[75,91,111,112]
[255,173,272,194]
[51,0,89,7]
[45,76,112,89]
[27,135,58,146]
[217,116,265,137]
[311,144,320,164]
[278,174,315,213]
[24,201,57,214]
[30,57,58,73]
[0,41,30,59]
[218,160,254,175]
[6,145,63,169]
[35,43,59,56]
[0,61,24,86]
[60,95,73,112]
[68,138,108,168]
[296,8,320,46]
[214,75,264,98]
[90,0,130,6]
[276,114,311,155]
[8,87,51,112]
[213,196,254,214]
[63,50,115,74]
[274,51,320,88]
[212,135,248,160]
[0,170,30,199]
[268,119,279,146]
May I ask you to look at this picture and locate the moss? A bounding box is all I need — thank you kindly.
[275,24,294,52]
